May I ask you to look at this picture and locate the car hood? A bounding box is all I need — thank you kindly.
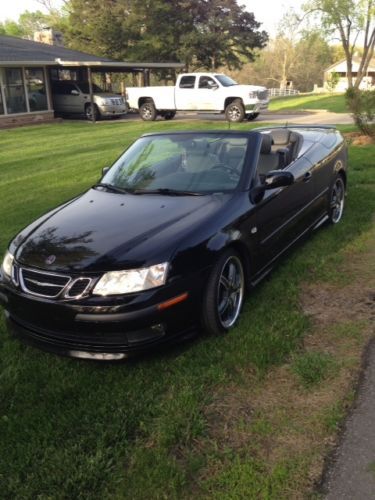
[94,93,124,99]
[14,189,226,273]
[234,84,267,93]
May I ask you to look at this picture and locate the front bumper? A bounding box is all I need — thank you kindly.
[98,104,127,116]
[245,100,269,113]
[0,269,208,360]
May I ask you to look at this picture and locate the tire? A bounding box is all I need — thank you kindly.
[85,103,100,121]
[225,99,245,123]
[163,111,176,120]
[201,249,245,335]
[247,113,259,121]
[139,100,157,121]
[328,174,345,224]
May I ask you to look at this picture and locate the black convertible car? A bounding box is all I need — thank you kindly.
[0,127,347,360]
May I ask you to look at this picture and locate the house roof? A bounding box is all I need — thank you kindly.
[0,35,184,70]
[325,57,375,73]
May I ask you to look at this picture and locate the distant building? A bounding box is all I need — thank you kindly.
[324,58,375,92]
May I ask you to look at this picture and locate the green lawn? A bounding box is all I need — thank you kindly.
[269,93,347,113]
[0,120,374,499]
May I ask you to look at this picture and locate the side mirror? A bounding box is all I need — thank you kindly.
[102,166,110,176]
[207,81,219,90]
[250,170,294,204]
[71,89,80,96]
[264,170,294,189]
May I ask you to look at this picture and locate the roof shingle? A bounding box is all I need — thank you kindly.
[0,34,114,63]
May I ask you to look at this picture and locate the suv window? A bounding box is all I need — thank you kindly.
[52,82,78,95]
[179,76,196,89]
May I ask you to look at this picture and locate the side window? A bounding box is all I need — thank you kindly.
[53,83,76,95]
[179,76,196,89]
[52,83,63,95]
[63,84,77,95]
[198,76,216,89]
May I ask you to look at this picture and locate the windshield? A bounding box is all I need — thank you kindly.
[101,134,249,194]
[77,82,104,93]
[214,75,238,87]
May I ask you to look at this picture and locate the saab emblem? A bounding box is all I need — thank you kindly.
[45,255,56,265]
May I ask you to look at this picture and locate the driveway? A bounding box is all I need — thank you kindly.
[115,109,353,126]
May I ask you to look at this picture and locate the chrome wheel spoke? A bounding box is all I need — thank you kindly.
[220,275,230,291]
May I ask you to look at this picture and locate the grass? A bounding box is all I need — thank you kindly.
[291,352,338,388]
[269,93,347,113]
[0,119,374,498]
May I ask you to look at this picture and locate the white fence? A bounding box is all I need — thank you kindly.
[268,88,300,98]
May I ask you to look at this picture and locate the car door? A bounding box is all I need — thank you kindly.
[63,83,82,113]
[252,157,315,268]
[175,75,197,110]
[304,132,346,221]
[52,82,78,113]
[196,76,219,110]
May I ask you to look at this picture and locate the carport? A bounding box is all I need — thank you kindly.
[0,34,184,126]
[53,59,185,122]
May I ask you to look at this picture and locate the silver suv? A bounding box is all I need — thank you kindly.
[51,80,127,120]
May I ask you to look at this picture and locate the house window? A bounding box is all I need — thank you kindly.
[25,68,48,111]
[3,68,27,114]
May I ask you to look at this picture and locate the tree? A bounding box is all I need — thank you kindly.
[226,11,335,93]
[303,0,375,88]
[0,10,65,39]
[65,0,268,71]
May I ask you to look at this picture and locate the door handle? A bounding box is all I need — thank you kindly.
[303,171,312,182]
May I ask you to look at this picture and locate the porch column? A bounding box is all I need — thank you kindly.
[87,66,95,123]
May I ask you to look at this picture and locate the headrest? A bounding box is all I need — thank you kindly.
[189,140,208,154]
[289,132,299,144]
[271,129,291,145]
[228,146,246,159]
[260,134,272,154]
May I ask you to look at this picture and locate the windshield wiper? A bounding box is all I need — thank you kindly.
[94,183,133,194]
[133,188,203,196]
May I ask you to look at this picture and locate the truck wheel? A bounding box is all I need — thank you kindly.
[139,100,157,121]
[247,113,259,121]
[163,111,176,120]
[85,103,100,121]
[225,99,245,123]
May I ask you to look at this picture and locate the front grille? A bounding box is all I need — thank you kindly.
[257,89,269,100]
[66,278,91,298]
[20,268,71,298]
[110,98,123,105]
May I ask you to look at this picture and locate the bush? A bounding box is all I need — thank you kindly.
[345,88,375,137]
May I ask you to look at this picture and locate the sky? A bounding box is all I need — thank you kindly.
[0,0,306,35]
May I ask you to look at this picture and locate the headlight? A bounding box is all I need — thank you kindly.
[248,91,257,99]
[97,97,111,105]
[1,251,14,278]
[93,262,169,296]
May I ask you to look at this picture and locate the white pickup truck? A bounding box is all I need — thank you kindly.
[126,73,269,122]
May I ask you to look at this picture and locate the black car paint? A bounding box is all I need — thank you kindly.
[0,128,347,359]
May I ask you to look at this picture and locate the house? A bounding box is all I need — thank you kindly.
[324,57,375,92]
[0,32,184,126]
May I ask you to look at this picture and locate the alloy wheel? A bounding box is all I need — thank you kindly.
[228,105,242,122]
[216,256,244,328]
[330,177,345,223]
